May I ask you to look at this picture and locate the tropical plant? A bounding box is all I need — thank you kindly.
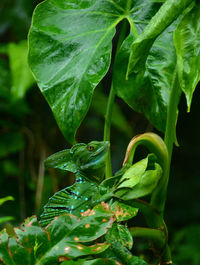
[0,0,200,264]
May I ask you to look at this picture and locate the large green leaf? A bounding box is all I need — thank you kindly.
[174,5,200,111]
[28,0,161,143]
[114,24,176,132]
[0,204,115,265]
[127,0,193,76]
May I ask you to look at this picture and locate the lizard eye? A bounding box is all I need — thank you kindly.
[87,145,94,151]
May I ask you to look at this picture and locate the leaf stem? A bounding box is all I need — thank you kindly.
[129,227,172,264]
[104,19,129,179]
[152,68,181,216]
[129,226,166,249]
[122,132,169,222]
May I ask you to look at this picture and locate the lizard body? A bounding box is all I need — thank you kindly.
[40,141,109,227]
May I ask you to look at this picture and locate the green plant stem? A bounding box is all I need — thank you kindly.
[131,199,164,228]
[104,19,129,179]
[152,69,181,216]
[129,227,166,249]
[122,132,169,223]
[130,227,172,264]
[148,71,180,265]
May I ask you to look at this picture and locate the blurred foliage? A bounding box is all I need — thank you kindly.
[171,224,200,265]
[0,1,199,264]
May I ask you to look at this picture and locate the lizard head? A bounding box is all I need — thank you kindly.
[44,141,109,183]
[71,140,110,183]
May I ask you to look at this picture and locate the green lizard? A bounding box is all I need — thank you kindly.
[40,140,110,227]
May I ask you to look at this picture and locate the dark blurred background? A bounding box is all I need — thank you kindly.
[0,1,199,264]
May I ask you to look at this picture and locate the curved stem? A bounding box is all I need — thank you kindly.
[104,19,129,179]
[122,132,169,223]
[153,68,181,216]
[129,227,166,249]
[123,133,168,170]
[129,226,172,264]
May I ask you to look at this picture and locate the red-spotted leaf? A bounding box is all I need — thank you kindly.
[111,201,138,222]
[0,230,15,265]
[0,204,115,265]
[106,223,133,250]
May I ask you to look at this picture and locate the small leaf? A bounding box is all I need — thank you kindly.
[115,156,163,200]
[100,174,122,191]
[106,223,133,250]
[111,201,138,222]
[120,163,162,200]
[105,236,147,265]
[116,157,148,190]
[174,5,200,111]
